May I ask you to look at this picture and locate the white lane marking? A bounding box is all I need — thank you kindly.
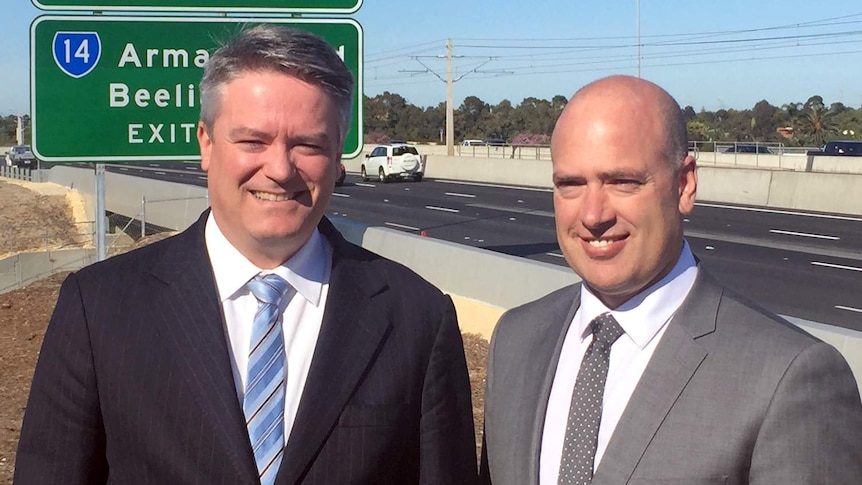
[119,167,129,171]
[696,202,862,222]
[354,182,376,188]
[198,176,207,180]
[385,222,420,231]
[836,305,862,314]
[769,229,839,240]
[434,179,553,193]
[445,192,476,198]
[149,164,160,167]
[425,205,460,213]
[467,203,555,218]
[331,193,350,198]
[154,171,166,175]
[546,252,565,258]
[811,261,862,272]
[184,166,198,170]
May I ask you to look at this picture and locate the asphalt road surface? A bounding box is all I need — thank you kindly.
[52,161,862,331]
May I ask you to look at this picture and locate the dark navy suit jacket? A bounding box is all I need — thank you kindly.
[15,213,478,485]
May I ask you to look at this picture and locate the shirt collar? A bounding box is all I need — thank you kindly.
[205,213,331,306]
[578,240,698,349]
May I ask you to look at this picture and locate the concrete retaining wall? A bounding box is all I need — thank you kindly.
[696,166,773,206]
[766,170,862,215]
[810,155,862,173]
[695,152,809,171]
[0,249,96,293]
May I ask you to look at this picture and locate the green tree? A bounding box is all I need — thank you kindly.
[751,100,778,140]
[794,105,838,146]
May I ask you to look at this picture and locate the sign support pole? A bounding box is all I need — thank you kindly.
[95,163,106,261]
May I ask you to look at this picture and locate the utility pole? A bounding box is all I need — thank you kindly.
[446,38,454,156]
[636,0,641,78]
[16,115,23,145]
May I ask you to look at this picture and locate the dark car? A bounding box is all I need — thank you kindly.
[335,162,346,186]
[485,138,506,146]
[820,140,862,156]
[723,144,773,154]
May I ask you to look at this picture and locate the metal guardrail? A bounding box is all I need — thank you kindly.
[456,144,551,161]
[0,165,41,181]
[689,140,819,156]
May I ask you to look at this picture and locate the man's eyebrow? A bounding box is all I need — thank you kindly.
[599,168,648,180]
[226,127,271,140]
[552,173,585,184]
[293,133,333,146]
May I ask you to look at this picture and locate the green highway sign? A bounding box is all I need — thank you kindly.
[31,16,363,162]
[32,0,362,14]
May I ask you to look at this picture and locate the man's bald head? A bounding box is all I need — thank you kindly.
[557,75,689,171]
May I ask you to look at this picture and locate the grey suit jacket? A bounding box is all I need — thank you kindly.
[480,269,862,485]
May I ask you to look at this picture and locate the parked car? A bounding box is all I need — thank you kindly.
[362,143,424,182]
[808,140,862,157]
[485,138,506,146]
[5,145,37,168]
[723,144,773,154]
[335,162,346,186]
[461,139,485,146]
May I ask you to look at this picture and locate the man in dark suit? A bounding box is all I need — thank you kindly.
[480,75,862,484]
[15,25,477,485]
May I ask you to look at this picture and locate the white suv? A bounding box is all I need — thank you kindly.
[362,143,424,182]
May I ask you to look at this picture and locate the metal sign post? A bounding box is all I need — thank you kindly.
[95,163,106,261]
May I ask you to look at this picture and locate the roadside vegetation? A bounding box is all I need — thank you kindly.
[363,92,861,148]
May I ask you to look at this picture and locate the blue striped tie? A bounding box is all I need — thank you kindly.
[245,274,290,485]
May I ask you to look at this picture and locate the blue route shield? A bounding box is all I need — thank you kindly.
[52,32,102,78]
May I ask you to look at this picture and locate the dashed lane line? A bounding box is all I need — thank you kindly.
[769,229,839,240]
[385,222,420,231]
[810,261,862,272]
[425,205,460,213]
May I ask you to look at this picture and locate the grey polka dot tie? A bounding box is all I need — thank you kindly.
[558,312,625,485]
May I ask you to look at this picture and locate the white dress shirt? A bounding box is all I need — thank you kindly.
[204,214,331,445]
[539,241,698,485]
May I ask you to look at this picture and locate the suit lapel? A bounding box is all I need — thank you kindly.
[527,286,581,483]
[148,212,259,484]
[593,270,723,485]
[277,218,392,485]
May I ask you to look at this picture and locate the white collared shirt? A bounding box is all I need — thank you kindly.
[204,214,331,444]
[539,241,698,485]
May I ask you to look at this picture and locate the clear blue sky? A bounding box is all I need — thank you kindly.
[3,0,862,116]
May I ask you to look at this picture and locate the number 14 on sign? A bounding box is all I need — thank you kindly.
[52,32,102,78]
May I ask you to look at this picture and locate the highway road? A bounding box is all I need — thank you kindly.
[56,161,862,331]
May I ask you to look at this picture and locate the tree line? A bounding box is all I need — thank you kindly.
[364,92,862,148]
[5,93,858,148]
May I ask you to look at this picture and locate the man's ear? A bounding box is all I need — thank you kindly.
[678,155,697,215]
[197,121,212,172]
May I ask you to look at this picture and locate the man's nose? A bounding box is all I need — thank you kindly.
[580,185,615,230]
[263,144,296,181]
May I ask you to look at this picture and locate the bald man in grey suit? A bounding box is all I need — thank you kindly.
[480,76,862,485]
